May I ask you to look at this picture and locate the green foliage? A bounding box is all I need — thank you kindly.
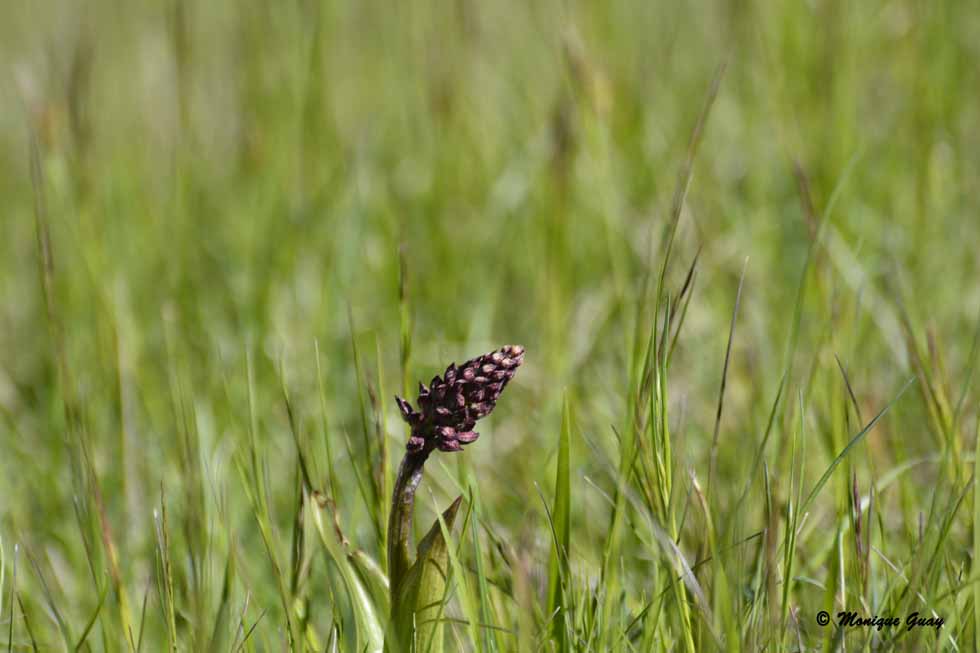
[390,497,462,653]
[309,492,385,653]
[546,395,572,651]
[2,0,980,650]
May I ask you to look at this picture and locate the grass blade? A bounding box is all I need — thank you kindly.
[975,418,980,652]
[802,377,915,514]
[546,395,572,652]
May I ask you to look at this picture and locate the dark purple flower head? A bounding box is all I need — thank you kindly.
[395,345,525,455]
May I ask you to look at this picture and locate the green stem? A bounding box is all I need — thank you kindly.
[387,451,428,598]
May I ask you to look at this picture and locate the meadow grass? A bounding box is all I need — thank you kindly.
[1,0,979,650]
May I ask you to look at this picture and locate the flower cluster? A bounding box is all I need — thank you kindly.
[395,345,525,454]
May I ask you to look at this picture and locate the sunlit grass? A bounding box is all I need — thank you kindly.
[1,0,979,650]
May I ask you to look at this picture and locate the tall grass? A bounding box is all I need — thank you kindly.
[1,0,979,650]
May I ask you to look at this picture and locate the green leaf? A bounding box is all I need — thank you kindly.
[546,395,572,651]
[309,491,385,653]
[974,420,980,652]
[208,545,235,652]
[391,496,463,653]
[349,547,391,618]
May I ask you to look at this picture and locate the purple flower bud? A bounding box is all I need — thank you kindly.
[456,431,479,444]
[436,425,456,440]
[471,402,491,419]
[394,346,525,454]
[395,396,413,419]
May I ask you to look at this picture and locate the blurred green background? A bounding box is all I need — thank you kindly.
[2,0,979,650]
